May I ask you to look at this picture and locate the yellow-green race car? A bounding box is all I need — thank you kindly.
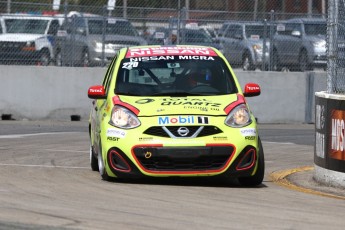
[88,45,264,186]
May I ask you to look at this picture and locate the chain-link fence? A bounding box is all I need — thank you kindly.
[0,0,328,71]
[328,0,345,94]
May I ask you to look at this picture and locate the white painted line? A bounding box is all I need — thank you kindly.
[263,141,296,145]
[43,149,88,153]
[0,163,88,169]
[0,132,84,139]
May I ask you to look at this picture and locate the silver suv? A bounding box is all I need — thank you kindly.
[218,21,270,71]
[55,12,147,67]
[272,18,327,71]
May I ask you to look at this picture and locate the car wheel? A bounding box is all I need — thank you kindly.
[55,50,62,66]
[82,49,89,67]
[97,142,111,181]
[238,137,265,187]
[299,50,310,72]
[90,145,98,171]
[242,53,255,71]
[39,51,50,66]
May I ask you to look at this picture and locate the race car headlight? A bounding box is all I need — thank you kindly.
[225,104,252,127]
[109,105,140,129]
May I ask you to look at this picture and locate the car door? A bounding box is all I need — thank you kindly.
[222,24,241,65]
[275,22,302,65]
[92,55,118,146]
[59,15,87,66]
[47,19,60,58]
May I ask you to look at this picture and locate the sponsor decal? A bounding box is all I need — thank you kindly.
[139,137,154,141]
[106,128,126,138]
[126,47,217,58]
[130,56,174,61]
[135,98,155,104]
[330,109,345,160]
[213,136,228,141]
[178,56,214,60]
[158,116,209,125]
[107,136,119,141]
[316,104,325,130]
[158,116,194,125]
[197,116,209,124]
[160,98,221,108]
[240,128,256,137]
[315,132,325,159]
[315,104,325,159]
[184,106,208,112]
[128,56,214,62]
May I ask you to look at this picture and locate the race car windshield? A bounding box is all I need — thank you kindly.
[115,56,237,96]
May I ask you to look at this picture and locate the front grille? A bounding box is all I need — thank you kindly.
[314,55,327,61]
[133,146,234,171]
[0,42,26,52]
[143,125,223,138]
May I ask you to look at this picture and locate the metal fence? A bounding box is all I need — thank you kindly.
[328,0,345,94]
[0,0,328,72]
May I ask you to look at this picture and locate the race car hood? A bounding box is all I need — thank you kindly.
[116,94,242,116]
[0,33,44,42]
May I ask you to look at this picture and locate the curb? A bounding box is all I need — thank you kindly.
[270,166,345,200]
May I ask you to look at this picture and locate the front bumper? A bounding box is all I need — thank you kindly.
[100,123,259,179]
[0,49,42,64]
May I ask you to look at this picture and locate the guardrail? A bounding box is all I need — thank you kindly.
[0,65,326,123]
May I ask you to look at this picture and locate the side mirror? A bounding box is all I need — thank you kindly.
[88,85,106,99]
[243,83,260,97]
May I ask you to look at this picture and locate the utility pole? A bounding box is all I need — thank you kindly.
[7,0,11,13]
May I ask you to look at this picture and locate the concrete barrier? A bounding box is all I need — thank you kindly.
[0,65,327,123]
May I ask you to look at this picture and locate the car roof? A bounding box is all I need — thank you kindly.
[285,17,326,24]
[222,21,266,26]
[65,11,128,22]
[0,14,57,20]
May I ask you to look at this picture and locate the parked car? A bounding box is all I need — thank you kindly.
[147,27,223,51]
[55,11,147,67]
[218,21,271,71]
[87,45,265,186]
[0,14,61,65]
[272,17,327,71]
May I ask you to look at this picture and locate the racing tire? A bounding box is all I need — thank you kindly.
[238,137,265,187]
[242,53,255,71]
[98,142,111,181]
[299,50,311,72]
[90,145,98,171]
[39,51,50,66]
[81,49,90,67]
[55,50,63,66]
[272,50,282,71]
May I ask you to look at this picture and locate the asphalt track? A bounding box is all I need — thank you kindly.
[0,120,344,230]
